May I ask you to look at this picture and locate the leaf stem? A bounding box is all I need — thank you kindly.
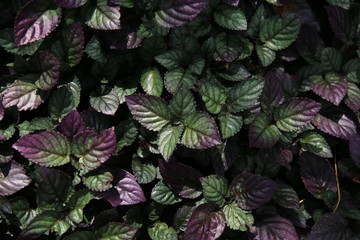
[333,147,341,212]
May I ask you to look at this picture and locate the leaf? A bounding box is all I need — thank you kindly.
[273,182,299,209]
[214,33,242,62]
[200,175,228,207]
[226,77,264,113]
[350,134,360,167]
[299,152,337,199]
[116,120,138,151]
[218,112,243,139]
[223,202,253,231]
[85,36,106,62]
[326,0,351,10]
[15,0,61,46]
[0,162,31,196]
[68,189,94,224]
[18,117,55,137]
[90,87,120,116]
[0,28,42,55]
[169,89,196,119]
[85,0,121,30]
[140,67,163,97]
[58,109,87,138]
[230,172,277,210]
[151,180,182,205]
[155,0,210,28]
[72,127,116,170]
[259,14,301,51]
[83,171,113,192]
[2,80,42,111]
[13,130,71,167]
[11,197,38,228]
[256,45,276,67]
[155,50,185,69]
[158,125,183,161]
[249,113,281,148]
[214,62,250,81]
[181,112,222,149]
[61,22,84,67]
[33,51,61,90]
[159,159,203,199]
[199,80,226,114]
[274,98,321,132]
[131,157,157,184]
[345,82,360,112]
[321,48,342,72]
[312,114,357,140]
[95,222,139,240]
[300,132,333,158]
[164,68,197,94]
[325,5,355,43]
[65,231,96,240]
[184,203,225,240]
[80,109,112,132]
[112,170,146,205]
[214,4,247,30]
[148,222,178,240]
[126,94,171,131]
[55,0,88,8]
[261,68,285,111]
[307,213,351,240]
[252,215,299,240]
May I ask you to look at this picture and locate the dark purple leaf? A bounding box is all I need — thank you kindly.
[55,0,88,8]
[307,213,351,240]
[80,109,112,132]
[184,203,225,240]
[350,134,360,167]
[299,152,337,199]
[230,172,277,210]
[252,215,299,240]
[0,161,31,196]
[312,114,357,140]
[311,74,348,106]
[159,159,203,199]
[33,51,61,90]
[277,149,293,170]
[222,0,239,6]
[58,109,87,138]
[295,25,323,64]
[62,22,85,67]
[15,0,62,46]
[249,113,280,148]
[261,68,285,111]
[325,5,354,43]
[155,0,210,28]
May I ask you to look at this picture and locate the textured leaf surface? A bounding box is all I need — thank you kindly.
[169,89,196,119]
[253,215,299,240]
[181,112,222,149]
[325,5,354,42]
[307,213,350,240]
[223,202,253,231]
[140,68,163,97]
[131,157,157,184]
[256,45,276,67]
[260,14,300,51]
[214,33,242,62]
[199,80,226,114]
[321,48,342,72]
[312,114,356,140]
[350,134,360,167]
[72,128,116,170]
[18,117,55,137]
[96,222,138,240]
[218,112,242,139]
[155,0,210,28]
[148,222,178,240]
[68,189,94,224]
[184,203,225,240]
[0,28,42,55]
[83,171,113,192]
[274,98,321,132]
[33,51,61,90]
[311,73,347,105]
[15,0,61,46]
[126,94,171,131]
[151,180,182,205]
[159,159,203,199]
[158,125,183,161]
[273,182,299,209]
[13,130,70,167]
[300,132,333,158]
[344,82,360,112]
[90,87,120,116]
[61,22,84,67]
[226,77,264,113]
[0,162,31,196]
[261,68,285,111]
[249,113,280,148]
[214,4,247,30]
[230,172,277,210]
[55,0,88,8]
[85,0,121,30]
[201,175,228,207]
[164,68,196,94]
[58,109,87,138]
[299,152,337,199]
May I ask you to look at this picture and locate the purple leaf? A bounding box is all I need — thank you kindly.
[0,161,31,196]
[252,215,299,240]
[345,82,360,112]
[230,172,277,210]
[184,203,225,240]
[155,0,210,28]
[350,134,360,167]
[325,5,353,43]
[15,0,62,46]
[249,113,281,148]
[261,68,285,111]
[222,0,239,6]
[159,159,203,199]
[0,96,4,121]
[13,130,71,167]
[307,213,351,240]
[312,114,356,140]
[299,152,337,199]
[72,127,116,170]
[33,51,61,90]
[295,25,323,64]
[311,74,348,106]
[277,149,293,170]
[62,22,85,67]
[55,0,88,8]
[58,109,87,138]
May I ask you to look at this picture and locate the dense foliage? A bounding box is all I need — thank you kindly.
[0,0,360,239]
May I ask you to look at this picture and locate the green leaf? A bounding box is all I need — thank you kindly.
[85,36,106,62]
[273,182,299,209]
[199,80,227,114]
[11,197,38,228]
[300,132,333,158]
[116,120,138,151]
[85,0,121,30]
[256,45,276,67]
[226,77,264,113]
[158,125,184,161]
[126,94,171,131]
[200,175,228,207]
[155,50,185,69]
[214,33,242,62]
[181,112,222,149]
[140,67,163,97]
[90,86,120,116]
[68,189,94,224]
[164,68,197,94]
[0,28,42,56]
[148,222,178,240]
[260,14,301,51]
[321,47,342,71]
[169,89,196,119]
[214,4,247,30]
[17,117,55,137]
[223,202,254,231]
[83,171,113,192]
[218,112,243,139]
[248,5,267,38]
[249,113,281,148]
[326,0,351,9]
[95,222,138,240]
[151,180,182,205]
[132,157,157,184]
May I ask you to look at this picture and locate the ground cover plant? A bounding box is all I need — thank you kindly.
[0,0,359,239]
